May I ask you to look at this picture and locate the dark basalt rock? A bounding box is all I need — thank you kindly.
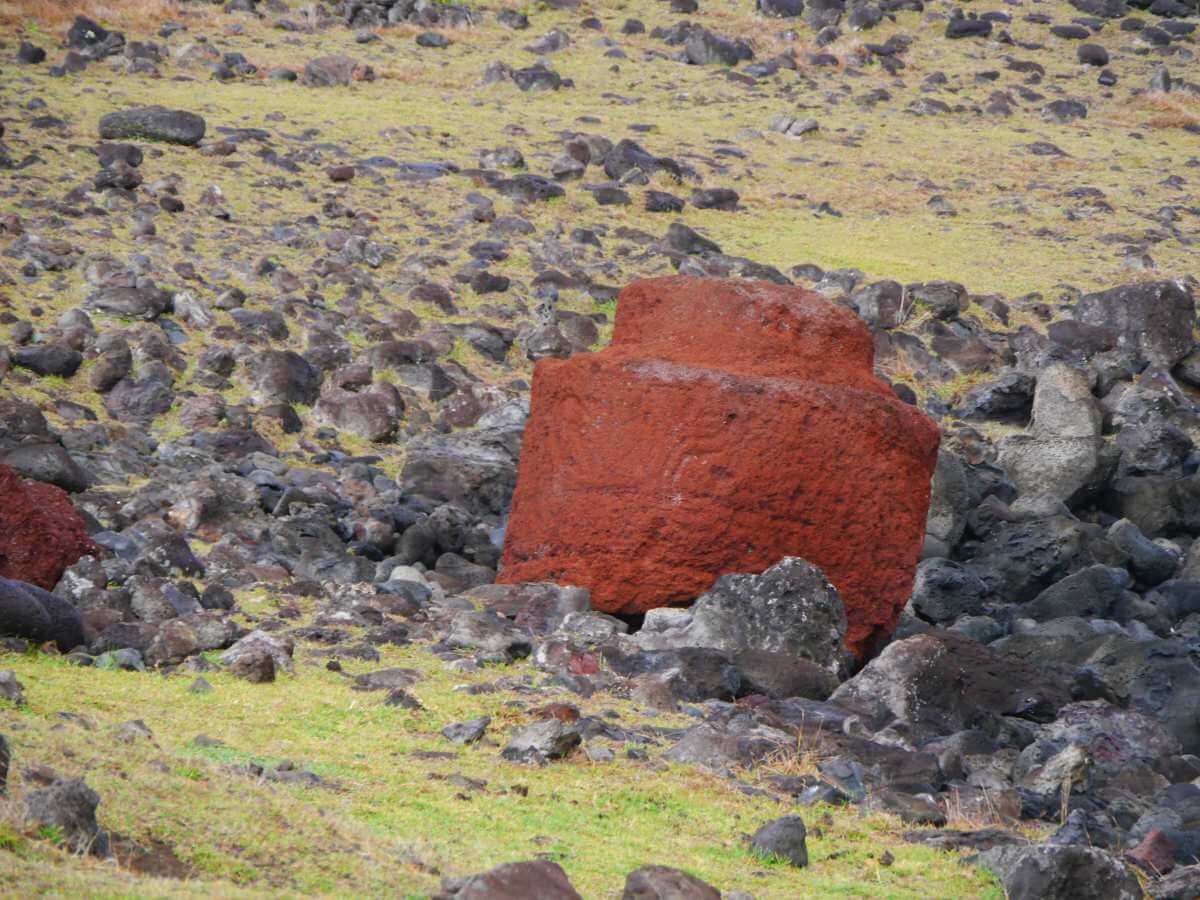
[98,106,206,146]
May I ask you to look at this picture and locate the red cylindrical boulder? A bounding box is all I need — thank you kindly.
[498,276,940,658]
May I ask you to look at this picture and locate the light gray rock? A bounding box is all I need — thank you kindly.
[500,719,581,763]
[441,610,532,661]
[1031,364,1101,439]
[219,630,294,674]
[997,363,1113,505]
[998,435,1114,506]
[629,557,848,676]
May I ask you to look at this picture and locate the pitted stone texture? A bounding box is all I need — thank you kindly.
[631,557,848,676]
[0,464,99,591]
[1031,364,1101,439]
[499,276,940,658]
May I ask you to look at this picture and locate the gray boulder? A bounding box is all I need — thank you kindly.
[998,437,1114,506]
[11,344,82,377]
[220,630,294,676]
[1152,864,1200,900]
[402,400,527,517]
[303,54,375,87]
[663,720,793,772]
[314,387,401,442]
[978,844,1141,900]
[829,631,1070,742]
[0,577,85,651]
[441,610,532,662]
[1127,785,1200,870]
[909,558,988,623]
[1108,518,1178,587]
[501,719,581,764]
[630,557,848,676]
[749,815,808,867]
[1022,565,1132,621]
[998,364,1110,505]
[84,284,171,320]
[98,106,206,146]
[250,350,320,406]
[924,449,970,556]
[996,626,1200,753]
[963,516,1095,604]
[1031,364,1101,438]
[684,28,753,66]
[0,670,25,705]
[442,717,490,745]
[2,444,89,492]
[1014,701,1179,813]
[757,0,804,15]
[462,581,590,635]
[25,777,110,856]
[1075,280,1195,369]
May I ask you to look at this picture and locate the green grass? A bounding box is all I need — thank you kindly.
[0,643,1003,897]
[3,0,1191,458]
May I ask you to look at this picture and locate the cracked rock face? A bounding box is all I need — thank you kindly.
[499,275,939,658]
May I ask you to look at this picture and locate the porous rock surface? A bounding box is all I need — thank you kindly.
[0,464,98,591]
[499,276,940,657]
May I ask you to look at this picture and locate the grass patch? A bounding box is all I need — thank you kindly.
[0,645,1003,897]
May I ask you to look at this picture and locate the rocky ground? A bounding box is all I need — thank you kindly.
[1,0,1199,896]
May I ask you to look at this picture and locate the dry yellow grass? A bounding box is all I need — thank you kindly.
[1140,90,1200,130]
[0,0,199,30]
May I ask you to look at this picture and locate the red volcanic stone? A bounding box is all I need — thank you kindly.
[0,464,99,591]
[498,276,940,659]
[1126,829,1176,875]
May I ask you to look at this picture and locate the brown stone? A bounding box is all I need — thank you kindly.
[498,276,940,658]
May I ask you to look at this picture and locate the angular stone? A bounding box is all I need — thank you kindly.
[401,401,527,517]
[25,777,109,856]
[303,55,375,87]
[631,557,848,676]
[1031,364,1100,439]
[750,815,808,867]
[830,631,1071,741]
[978,845,1141,900]
[1075,280,1194,368]
[501,718,581,763]
[499,277,939,658]
[3,444,89,493]
[442,717,490,745]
